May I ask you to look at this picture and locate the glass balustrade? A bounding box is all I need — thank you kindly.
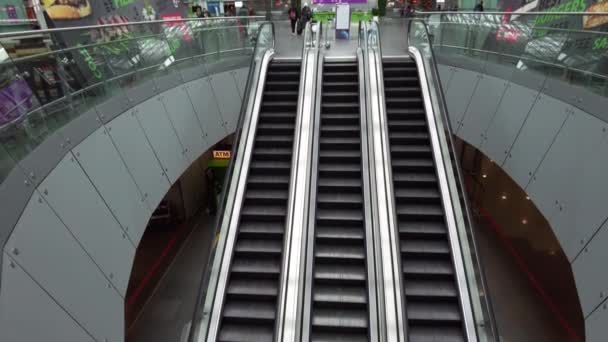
[0,17,264,184]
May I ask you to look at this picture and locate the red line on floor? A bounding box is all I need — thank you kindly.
[477,206,582,342]
[126,224,186,313]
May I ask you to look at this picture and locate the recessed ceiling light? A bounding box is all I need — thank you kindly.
[501,194,507,200]
[482,174,487,178]
[526,196,530,200]
[522,219,528,224]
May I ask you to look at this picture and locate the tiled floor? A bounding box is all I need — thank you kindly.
[475,218,570,342]
[126,213,216,342]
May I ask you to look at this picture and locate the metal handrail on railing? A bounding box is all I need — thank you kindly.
[407,18,500,341]
[186,20,275,342]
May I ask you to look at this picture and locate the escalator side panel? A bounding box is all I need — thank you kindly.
[217,61,301,342]
[382,58,466,342]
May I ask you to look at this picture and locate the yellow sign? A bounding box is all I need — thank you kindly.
[213,150,231,159]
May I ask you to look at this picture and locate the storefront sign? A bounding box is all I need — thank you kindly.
[213,150,231,159]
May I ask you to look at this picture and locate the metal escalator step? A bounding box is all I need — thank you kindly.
[322,103,360,113]
[388,120,428,131]
[239,221,284,238]
[315,243,366,261]
[253,147,292,161]
[319,136,360,149]
[316,225,365,241]
[240,204,286,220]
[402,258,454,278]
[258,112,296,124]
[386,108,426,117]
[323,81,358,92]
[266,71,300,80]
[235,238,283,256]
[391,158,435,171]
[265,81,299,91]
[320,125,360,137]
[255,135,293,147]
[257,122,295,134]
[245,189,288,202]
[394,187,441,201]
[389,131,429,143]
[250,160,291,173]
[390,145,431,156]
[261,101,298,110]
[396,203,444,217]
[319,149,361,162]
[312,307,368,329]
[321,113,360,125]
[314,263,366,283]
[231,256,281,276]
[386,98,424,108]
[247,174,289,189]
[316,208,364,223]
[318,177,362,191]
[407,301,462,323]
[393,172,437,185]
[227,278,279,298]
[264,91,299,97]
[313,284,367,306]
[218,323,274,342]
[398,221,446,236]
[409,326,465,342]
[311,332,369,342]
[319,163,361,176]
[222,300,276,322]
[317,193,363,208]
[401,239,451,255]
[404,279,458,299]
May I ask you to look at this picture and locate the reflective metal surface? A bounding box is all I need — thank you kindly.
[276,21,320,342]
[201,48,275,342]
[364,21,407,342]
[409,45,479,342]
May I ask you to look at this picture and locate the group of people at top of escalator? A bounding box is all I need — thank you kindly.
[288,3,312,36]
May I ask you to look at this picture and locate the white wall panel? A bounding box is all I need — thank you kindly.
[161,86,207,163]
[134,97,189,183]
[39,153,134,296]
[444,68,478,128]
[437,64,453,93]
[0,255,95,342]
[502,95,570,189]
[211,71,241,133]
[480,83,537,164]
[107,112,170,211]
[527,109,608,259]
[458,75,507,148]
[74,127,151,246]
[5,192,123,342]
[573,220,608,317]
[233,68,248,98]
[187,78,228,147]
[586,299,608,342]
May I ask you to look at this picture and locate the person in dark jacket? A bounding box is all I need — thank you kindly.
[298,3,312,36]
[288,6,299,35]
[474,0,484,11]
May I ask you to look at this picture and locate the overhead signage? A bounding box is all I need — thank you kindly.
[213,150,231,159]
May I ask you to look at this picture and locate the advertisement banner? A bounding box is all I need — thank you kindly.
[0,78,36,126]
[313,0,367,4]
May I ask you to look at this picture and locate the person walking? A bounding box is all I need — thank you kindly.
[474,0,484,11]
[288,6,298,35]
[298,3,312,36]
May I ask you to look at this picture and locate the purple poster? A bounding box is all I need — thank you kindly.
[313,0,367,4]
[0,79,36,126]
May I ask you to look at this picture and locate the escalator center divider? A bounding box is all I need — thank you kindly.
[382,57,467,341]
[305,60,371,342]
[216,60,302,342]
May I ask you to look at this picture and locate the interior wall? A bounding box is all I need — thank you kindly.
[0,64,248,342]
[437,63,608,340]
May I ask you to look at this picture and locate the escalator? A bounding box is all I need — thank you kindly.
[217,60,301,341]
[383,58,466,341]
[309,61,370,341]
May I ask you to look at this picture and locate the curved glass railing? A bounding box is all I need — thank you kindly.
[417,12,608,99]
[406,19,501,342]
[0,16,264,185]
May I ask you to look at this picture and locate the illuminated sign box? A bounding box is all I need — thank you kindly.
[213,150,231,159]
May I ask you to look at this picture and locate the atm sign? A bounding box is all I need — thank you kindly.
[213,150,231,159]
